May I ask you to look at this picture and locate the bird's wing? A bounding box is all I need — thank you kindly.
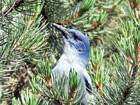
[81,69,92,94]
[84,77,92,94]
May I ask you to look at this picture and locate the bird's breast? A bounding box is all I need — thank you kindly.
[52,54,85,78]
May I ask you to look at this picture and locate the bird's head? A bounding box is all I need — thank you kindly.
[53,23,90,66]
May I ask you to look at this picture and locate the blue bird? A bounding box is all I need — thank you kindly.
[52,23,93,105]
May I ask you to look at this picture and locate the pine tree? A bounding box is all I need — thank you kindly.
[0,0,140,105]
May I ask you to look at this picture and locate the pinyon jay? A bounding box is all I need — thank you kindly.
[52,23,93,105]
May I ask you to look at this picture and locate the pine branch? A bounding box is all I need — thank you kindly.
[119,65,138,105]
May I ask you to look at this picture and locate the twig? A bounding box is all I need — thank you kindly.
[0,0,24,17]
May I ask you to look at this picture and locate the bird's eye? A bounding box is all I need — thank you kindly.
[73,34,78,40]
[69,32,78,40]
[78,49,83,52]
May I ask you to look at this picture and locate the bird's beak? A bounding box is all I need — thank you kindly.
[52,23,71,39]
